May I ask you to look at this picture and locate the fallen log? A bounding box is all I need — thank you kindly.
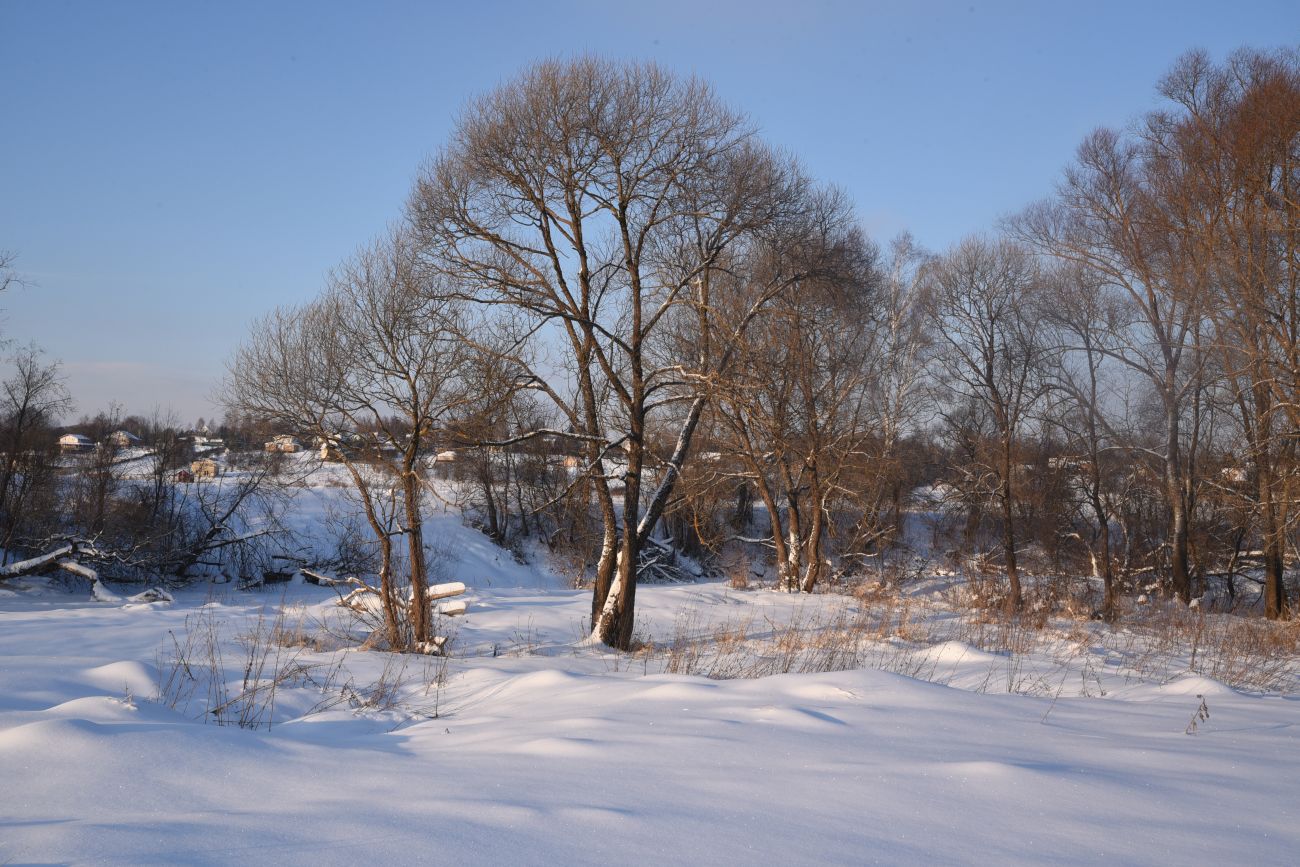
[437,600,467,617]
[0,545,74,579]
[426,582,466,602]
[56,559,122,602]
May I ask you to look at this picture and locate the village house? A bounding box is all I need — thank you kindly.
[106,430,142,448]
[190,458,218,479]
[58,433,94,453]
[264,434,302,453]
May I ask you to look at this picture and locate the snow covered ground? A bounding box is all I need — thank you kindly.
[2,469,1299,864]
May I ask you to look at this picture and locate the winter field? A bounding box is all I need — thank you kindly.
[2,462,1299,865]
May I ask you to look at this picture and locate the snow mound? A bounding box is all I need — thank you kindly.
[83,660,157,698]
[915,640,1005,666]
[1153,673,1239,698]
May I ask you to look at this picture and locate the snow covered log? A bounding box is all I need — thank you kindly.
[337,585,381,610]
[0,546,118,602]
[52,559,122,603]
[336,580,469,628]
[426,582,466,602]
[0,545,74,579]
[1,542,172,604]
[302,568,349,587]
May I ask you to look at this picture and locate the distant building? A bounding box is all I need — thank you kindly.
[264,434,302,453]
[59,433,94,453]
[181,431,223,449]
[106,430,142,448]
[191,459,218,479]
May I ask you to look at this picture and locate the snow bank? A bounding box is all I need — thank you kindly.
[1,581,1298,865]
[1,465,1297,864]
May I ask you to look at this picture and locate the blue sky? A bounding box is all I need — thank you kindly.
[2,0,1297,423]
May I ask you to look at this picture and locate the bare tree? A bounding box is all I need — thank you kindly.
[924,236,1045,612]
[1014,131,1210,603]
[409,57,814,648]
[1037,264,1129,617]
[0,251,23,299]
[707,224,881,592]
[0,346,71,560]
[869,232,934,542]
[1017,49,1300,613]
[1161,49,1300,618]
[227,230,473,649]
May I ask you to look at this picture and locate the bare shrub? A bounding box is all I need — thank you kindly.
[270,604,335,652]
[156,602,333,729]
[157,599,454,728]
[724,553,753,591]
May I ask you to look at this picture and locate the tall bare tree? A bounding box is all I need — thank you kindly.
[1015,131,1210,603]
[409,57,816,648]
[1018,49,1300,612]
[871,233,934,541]
[925,236,1045,612]
[1037,264,1129,617]
[1160,49,1300,618]
[706,224,880,592]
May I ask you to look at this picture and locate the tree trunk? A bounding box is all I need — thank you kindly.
[403,460,430,645]
[800,495,825,593]
[1168,486,1191,603]
[594,426,644,650]
[480,468,501,542]
[342,461,402,649]
[782,492,804,593]
[1092,490,1116,620]
[1001,437,1022,613]
[1259,468,1288,619]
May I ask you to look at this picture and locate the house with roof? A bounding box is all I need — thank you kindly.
[265,434,303,453]
[58,433,95,453]
[106,430,142,448]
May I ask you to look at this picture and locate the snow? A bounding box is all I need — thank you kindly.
[2,466,1299,863]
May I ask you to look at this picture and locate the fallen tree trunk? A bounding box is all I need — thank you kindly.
[0,545,74,579]
[2,541,170,604]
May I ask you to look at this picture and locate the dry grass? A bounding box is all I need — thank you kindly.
[650,578,1300,697]
[1097,601,1300,693]
[155,600,453,729]
[156,603,329,729]
[268,604,336,652]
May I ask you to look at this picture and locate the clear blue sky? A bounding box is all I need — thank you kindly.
[2,0,1297,424]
